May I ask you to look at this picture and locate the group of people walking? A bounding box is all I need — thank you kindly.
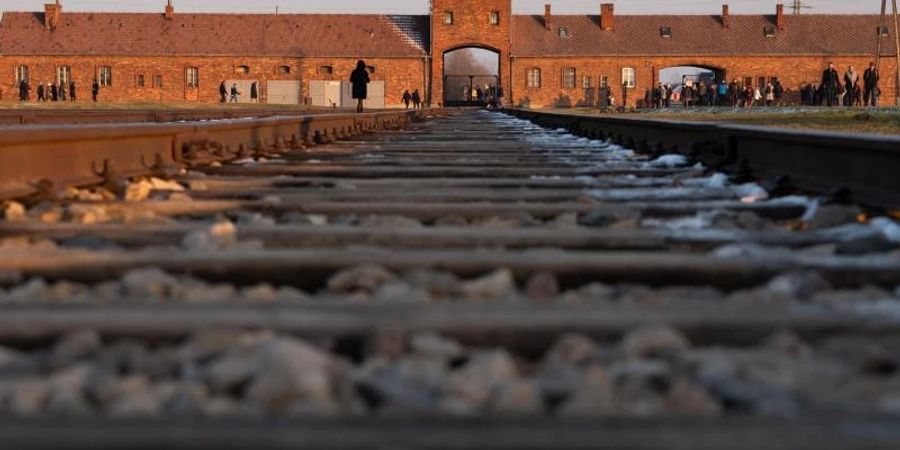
[401,89,423,109]
[219,81,259,103]
[646,78,786,109]
[644,62,882,109]
[17,79,102,103]
[802,62,881,107]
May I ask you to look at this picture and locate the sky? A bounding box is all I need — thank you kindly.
[2,0,886,14]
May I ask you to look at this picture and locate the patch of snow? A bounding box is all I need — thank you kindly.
[870,217,900,243]
[734,183,769,203]
[646,154,688,168]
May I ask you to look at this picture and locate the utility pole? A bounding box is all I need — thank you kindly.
[875,0,900,106]
[790,0,812,15]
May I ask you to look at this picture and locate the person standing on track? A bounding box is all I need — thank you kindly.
[229,84,240,103]
[69,82,77,102]
[50,82,58,102]
[411,89,421,109]
[843,65,858,107]
[821,62,840,107]
[219,81,227,103]
[36,83,45,102]
[863,62,880,107]
[350,60,370,113]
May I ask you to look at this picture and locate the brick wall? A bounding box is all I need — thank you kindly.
[510,55,898,108]
[431,0,512,105]
[0,55,426,107]
[300,57,427,106]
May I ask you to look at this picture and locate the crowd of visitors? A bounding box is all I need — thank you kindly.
[17,79,95,103]
[644,61,882,109]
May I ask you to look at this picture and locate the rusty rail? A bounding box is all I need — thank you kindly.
[0,107,353,125]
[507,109,900,209]
[0,109,430,199]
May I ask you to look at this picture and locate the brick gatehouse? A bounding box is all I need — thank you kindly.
[0,0,896,107]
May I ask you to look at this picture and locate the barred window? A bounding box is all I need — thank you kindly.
[136,74,145,87]
[98,66,112,87]
[57,66,73,86]
[600,76,609,88]
[186,67,199,88]
[277,65,291,75]
[319,66,334,76]
[526,68,541,88]
[235,65,250,74]
[489,11,500,25]
[443,11,454,25]
[621,67,635,88]
[15,65,29,83]
[582,75,593,89]
[562,68,576,89]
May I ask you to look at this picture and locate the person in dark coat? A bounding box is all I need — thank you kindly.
[50,83,58,102]
[863,61,880,107]
[250,82,259,103]
[69,82,76,102]
[411,89,421,109]
[773,79,784,106]
[821,62,840,107]
[402,90,412,109]
[92,79,100,102]
[37,83,45,102]
[350,60,370,113]
[219,81,227,103]
[18,80,30,102]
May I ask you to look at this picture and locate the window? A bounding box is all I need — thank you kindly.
[98,66,112,86]
[57,66,72,86]
[367,66,376,74]
[562,68,576,89]
[582,75,593,89]
[559,27,569,38]
[319,65,334,76]
[489,11,500,25]
[879,26,890,37]
[15,65,29,83]
[600,76,609,88]
[186,67,199,87]
[277,65,291,75]
[443,11,454,25]
[743,76,753,87]
[526,68,541,88]
[621,67,635,88]
[136,74,145,87]
[757,76,766,88]
[235,65,250,74]
[764,26,776,38]
[660,27,672,38]
[154,75,163,88]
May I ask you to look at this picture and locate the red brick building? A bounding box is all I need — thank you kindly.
[0,0,896,107]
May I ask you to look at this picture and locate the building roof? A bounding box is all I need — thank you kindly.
[511,14,897,57]
[0,10,894,59]
[0,12,429,57]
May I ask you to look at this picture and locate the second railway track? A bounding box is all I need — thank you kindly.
[0,109,899,449]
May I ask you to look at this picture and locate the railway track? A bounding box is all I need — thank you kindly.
[0,109,899,449]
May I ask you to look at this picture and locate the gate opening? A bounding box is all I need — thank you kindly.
[443,47,500,107]
[658,65,727,107]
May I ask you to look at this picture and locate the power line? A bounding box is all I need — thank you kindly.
[790,0,813,15]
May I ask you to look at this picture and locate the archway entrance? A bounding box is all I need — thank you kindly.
[442,47,500,107]
[658,65,726,107]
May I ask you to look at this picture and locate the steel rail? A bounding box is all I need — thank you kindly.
[0,107,361,126]
[0,415,896,450]
[0,109,432,199]
[506,109,900,209]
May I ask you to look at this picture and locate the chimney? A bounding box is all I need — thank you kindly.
[600,3,614,31]
[165,0,174,20]
[775,3,784,30]
[722,4,731,29]
[44,0,61,30]
[544,4,552,31]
